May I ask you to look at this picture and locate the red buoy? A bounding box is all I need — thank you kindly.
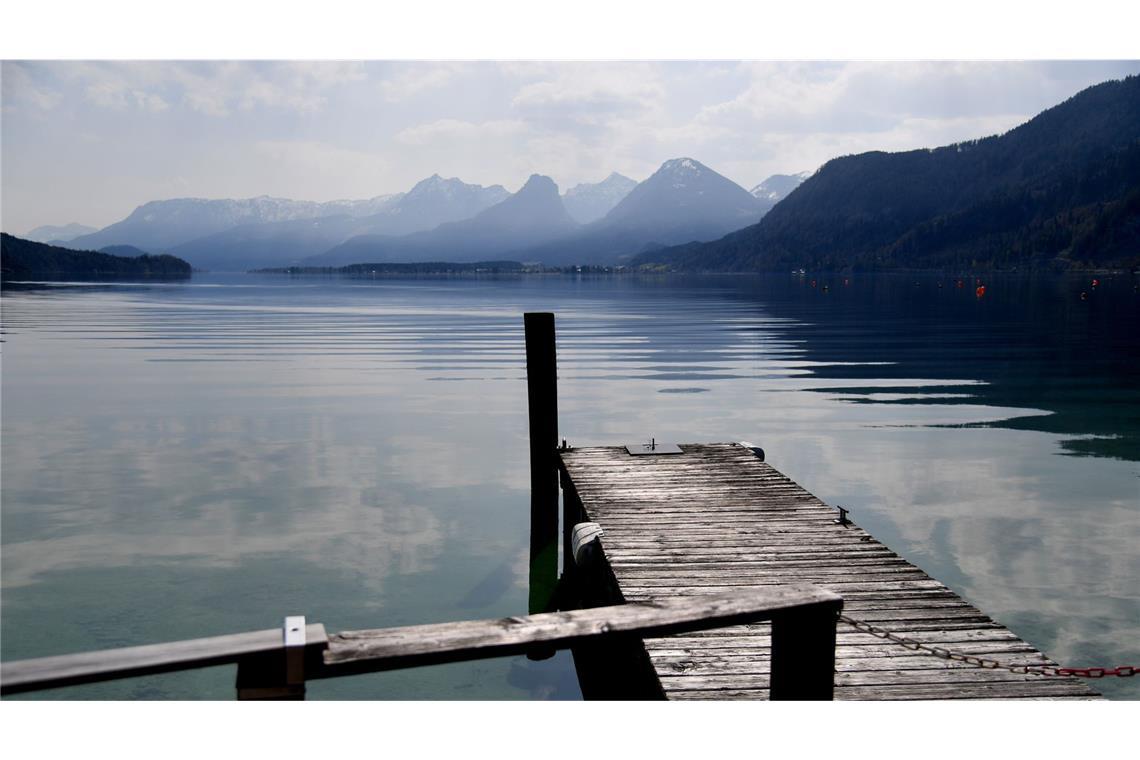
[975,285,986,298]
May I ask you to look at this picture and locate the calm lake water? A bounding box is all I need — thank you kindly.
[2,272,1137,700]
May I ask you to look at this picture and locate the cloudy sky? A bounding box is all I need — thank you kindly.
[3,60,1139,233]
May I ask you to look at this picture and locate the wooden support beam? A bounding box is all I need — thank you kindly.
[524,312,559,618]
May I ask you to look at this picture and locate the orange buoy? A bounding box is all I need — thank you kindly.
[975,285,986,298]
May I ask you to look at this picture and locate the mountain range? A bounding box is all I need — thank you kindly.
[165,175,509,270]
[510,158,767,266]
[637,76,1140,272]
[35,159,778,270]
[312,158,769,267]
[21,76,1137,275]
[312,174,580,266]
[67,194,403,253]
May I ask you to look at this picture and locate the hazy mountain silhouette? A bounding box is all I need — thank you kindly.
[375,174,510,235]
[56,160,759,270]
[169,215,367,271]
[168,175,509,270]
[23,222,97,244]
[601,158,762,234]
[637,76,1140,271]
[562,172,638,224]
[69,195,402,252]
[749,172,811,215]
[514,158,764,265]
[309,175,579,266]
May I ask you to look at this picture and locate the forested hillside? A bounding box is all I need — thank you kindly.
[1,234,193,279]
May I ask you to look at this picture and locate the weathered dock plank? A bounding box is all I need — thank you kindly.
[559,442,1100,700]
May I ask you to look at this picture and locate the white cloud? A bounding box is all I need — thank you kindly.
[1,62,64,111]
[395,118,528,146]
[247,139,392,198]
[43,61,366,117]
[378,63,465,102]
[510,63,666,126]
[166,62,355,115]
[83,79,169,112]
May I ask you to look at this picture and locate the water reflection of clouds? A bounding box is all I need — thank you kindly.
[759,425,1139,682]
[2,414,448,592]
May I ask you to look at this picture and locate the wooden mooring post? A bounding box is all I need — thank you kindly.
[524,312,559,617]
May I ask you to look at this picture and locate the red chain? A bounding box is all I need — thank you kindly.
[1056,666,1136,678]
[839,616,1138,678]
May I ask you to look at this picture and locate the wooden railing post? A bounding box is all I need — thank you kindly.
[769,600,841,700]
[236,651,304,700]
[524,312,559,617]
[235,616,310,700]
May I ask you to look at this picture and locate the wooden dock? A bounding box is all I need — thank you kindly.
[558,442,1101,700]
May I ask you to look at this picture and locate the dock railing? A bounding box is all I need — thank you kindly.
[1,584,842,700]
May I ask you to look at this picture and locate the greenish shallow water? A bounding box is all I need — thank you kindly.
[2,272,1137,699]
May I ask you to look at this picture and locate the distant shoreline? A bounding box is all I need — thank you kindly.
[249,263,1137,277]
[249,262,624,275]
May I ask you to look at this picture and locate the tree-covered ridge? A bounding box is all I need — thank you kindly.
[0,234,193,280]
[637,76,1140,272]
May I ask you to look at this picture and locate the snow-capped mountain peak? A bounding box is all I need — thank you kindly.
[658,157,714,189]
[661,157,705,175]
[599,157,760,230]
[749,171,812,203]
